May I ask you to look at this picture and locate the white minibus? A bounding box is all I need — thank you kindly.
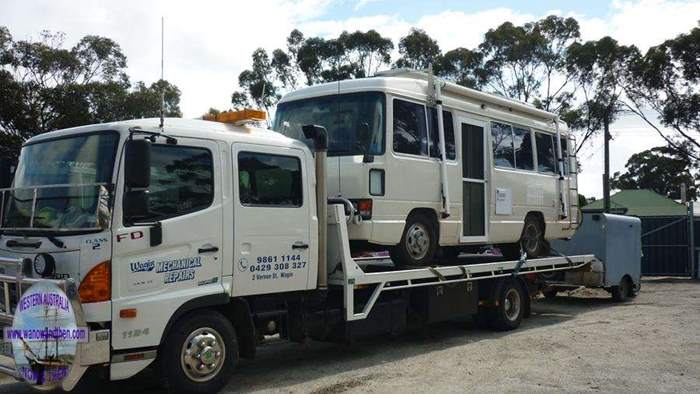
[273,70,579,265]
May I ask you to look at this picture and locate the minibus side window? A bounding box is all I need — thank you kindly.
[428,109,456,160]
[535,132,556,173]
[491,121,515,168]
[393,99,428,156]
[142,145,214,221]
[238,152,302,207]
[513,126,534,170]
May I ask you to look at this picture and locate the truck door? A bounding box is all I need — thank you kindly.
[459,118,488,242]
[231,144,314,296]
[112,137,223,350]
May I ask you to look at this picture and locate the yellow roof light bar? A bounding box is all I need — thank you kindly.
[204,109,266,125]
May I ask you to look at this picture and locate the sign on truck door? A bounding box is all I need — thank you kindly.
[232,144,313,296]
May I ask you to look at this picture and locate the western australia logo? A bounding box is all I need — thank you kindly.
[130,260,155,273]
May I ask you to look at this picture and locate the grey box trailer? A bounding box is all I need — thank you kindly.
[550,212,642,301]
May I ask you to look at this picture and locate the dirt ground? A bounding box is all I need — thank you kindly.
[2,277,699,393]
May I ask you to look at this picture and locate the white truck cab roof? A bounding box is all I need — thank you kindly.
[25,117,310,151]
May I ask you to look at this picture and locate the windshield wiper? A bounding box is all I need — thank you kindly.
[46,236,65,248]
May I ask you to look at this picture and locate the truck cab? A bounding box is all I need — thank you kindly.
[0,117,318,390]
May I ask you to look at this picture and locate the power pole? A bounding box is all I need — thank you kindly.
[603,117,611,213]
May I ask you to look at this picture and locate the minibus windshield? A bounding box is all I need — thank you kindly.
[273,92,385,157]
[1,131,118,232]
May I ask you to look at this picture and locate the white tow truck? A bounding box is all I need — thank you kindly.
[0,111,598,393]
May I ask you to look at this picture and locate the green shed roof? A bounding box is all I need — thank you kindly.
[582,189,687,217]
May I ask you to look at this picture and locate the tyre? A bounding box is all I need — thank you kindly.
[520,214,548,258]
[391,212,438,267]
[611,276,632,302]
[629,281,641,297]
[159,310,238,394]
[486,278,526,331]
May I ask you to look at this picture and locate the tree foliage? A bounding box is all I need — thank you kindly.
[567,36,640,150]
[394,28,441,70]
[623,24,700,158]
[611,142,698,199]
[479,16,581,111]
[0,26,182,161]
[231,29,394,109]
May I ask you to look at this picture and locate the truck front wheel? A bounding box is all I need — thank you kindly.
[159,310,238,393]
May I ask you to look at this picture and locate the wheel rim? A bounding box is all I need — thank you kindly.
[523,222,541,254]
[504,288,521,322]
[405,222,430,260]
[180,327,226,383]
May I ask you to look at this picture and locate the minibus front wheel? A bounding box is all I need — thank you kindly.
[391,211,438,267]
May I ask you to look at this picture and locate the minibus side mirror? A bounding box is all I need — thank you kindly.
[357,123,374,163]
[125,140,151,188]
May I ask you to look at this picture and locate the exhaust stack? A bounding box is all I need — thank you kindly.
[302,124,328,289]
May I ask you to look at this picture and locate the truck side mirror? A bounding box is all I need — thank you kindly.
[125,140,151,188]
[0,158,15,189]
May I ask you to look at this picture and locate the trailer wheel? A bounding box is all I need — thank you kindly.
[610,276,633,302]
[159,310,238,393]
[487,279,525,331]
[391,212,437,266]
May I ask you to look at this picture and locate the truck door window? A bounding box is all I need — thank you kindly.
[140,145,214,221]
[428,109,456,160]
[535,132,557,173]
[491,122,515,168]
[238,152,302,207]
[393,99,428,156]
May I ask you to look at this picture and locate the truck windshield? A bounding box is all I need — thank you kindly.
[273,92,385,157]
[1,131,118,232]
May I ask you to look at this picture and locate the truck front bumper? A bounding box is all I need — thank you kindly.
[0,257,111,391]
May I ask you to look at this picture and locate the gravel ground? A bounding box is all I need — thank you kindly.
[2,277,699,393]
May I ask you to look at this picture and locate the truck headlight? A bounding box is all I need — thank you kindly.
[33,253,56,277]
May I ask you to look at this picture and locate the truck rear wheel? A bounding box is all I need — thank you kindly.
[159,310,238,393]
[487,279,525,331]
[391,212,437,267]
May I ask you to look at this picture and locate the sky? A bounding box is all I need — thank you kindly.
[1,0,700,198]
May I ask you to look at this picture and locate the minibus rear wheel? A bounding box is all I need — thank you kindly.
[391,212,438,267]
[520,214,548,258]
